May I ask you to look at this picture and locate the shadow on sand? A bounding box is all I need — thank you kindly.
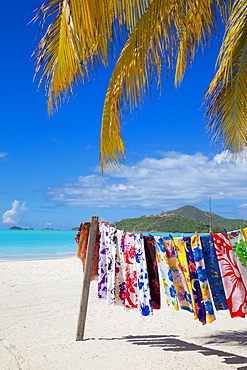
[85,332,247,368]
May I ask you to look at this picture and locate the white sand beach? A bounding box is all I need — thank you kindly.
[1,256,247,370]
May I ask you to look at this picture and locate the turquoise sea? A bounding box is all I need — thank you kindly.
[0,230,78,261]
[0,229,194,261]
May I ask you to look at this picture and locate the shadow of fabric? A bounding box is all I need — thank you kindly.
[202,330,247,346]
[86,334,247,367]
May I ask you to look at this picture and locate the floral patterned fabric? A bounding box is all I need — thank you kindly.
[106,227,117,305]
[143,236,161,309]
[154,236,179,310]
[134,234,153,316]
[114,229,126,306]
[200,234,228,311]
[173,237,197,318]
[124,233,138,309]
[98,223,109,299]
[183,237,207,324]
[190,235,216,323]
[227,229,247,291]
[75,222,100,281]
[163,237,193,313]
[212,232,247,318]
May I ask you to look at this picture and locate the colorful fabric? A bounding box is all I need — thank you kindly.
[200,234,228,311]
[143,236,161,309]
[107,227,117,305]
[154,236,179,310]
[134,234,153,316]
[191,235,216,323]
[114,229,126,306]
[124,233,138,309]
[212,232,247,318]
[98,223,109,299]
[227,229,247,290]
[75,222,100,281]
[173,236,197,318]
[163,237,193,313]
[183,237,206,324]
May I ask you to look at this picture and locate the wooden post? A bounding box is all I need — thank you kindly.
[76,216,99,341]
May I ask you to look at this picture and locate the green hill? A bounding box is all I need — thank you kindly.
[164,205,247,231]
[112,205,247,233]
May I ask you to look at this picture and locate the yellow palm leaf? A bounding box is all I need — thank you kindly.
[100,0,223,171]
[205,0,247,152]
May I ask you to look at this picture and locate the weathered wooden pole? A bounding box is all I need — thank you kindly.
[76,216,99,341]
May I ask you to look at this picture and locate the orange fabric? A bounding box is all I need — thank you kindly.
[75,222,100,281]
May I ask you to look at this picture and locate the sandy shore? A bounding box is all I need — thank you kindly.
[1,257,247,370]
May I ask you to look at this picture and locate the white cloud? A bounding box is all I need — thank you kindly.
[2,200,28,224]
[0,152,9,160]
[45,151,247,209]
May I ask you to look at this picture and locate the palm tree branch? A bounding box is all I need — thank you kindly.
[100,0,224,171]
[205,0,247,151]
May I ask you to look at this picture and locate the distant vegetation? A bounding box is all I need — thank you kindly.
[112,205,247,233]
[8,226,23,230]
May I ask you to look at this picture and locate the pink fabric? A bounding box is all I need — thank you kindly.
[212,232,247,318]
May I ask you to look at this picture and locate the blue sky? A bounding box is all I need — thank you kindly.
[1,1,247,230]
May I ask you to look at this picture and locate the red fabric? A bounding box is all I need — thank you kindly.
[212,232,247,318]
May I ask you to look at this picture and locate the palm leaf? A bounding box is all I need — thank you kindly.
[205,0,247,152]
[33,0,152,115]
[100,0,223,171]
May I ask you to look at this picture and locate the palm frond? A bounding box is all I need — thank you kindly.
[205,0,247,152]
[100,0,224,171]
[33,0,152,115]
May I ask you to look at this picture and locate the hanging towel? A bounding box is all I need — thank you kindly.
[183,237,207,325]
[134,234,153,316]
[98,223,109,299]
[227,229,247,291]
[106,227,117,305]
[124,233,138,309]
[200,234,228,311]
[76,222,100,281]
[143,235,161,309]
[190,235,216,323]
[154,236,179,310]
[163,237,193,313]
[173,237,197,318]
[114,230,126,306]
[212,232,247,318]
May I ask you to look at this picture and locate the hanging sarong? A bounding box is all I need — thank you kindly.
[124,233,138,309]
[114,230,126,306]
[191,235,216,323]
[163,237,193,313]
[200,234,228,311]
[212,232,247,318]
[75,222,100,281]
[183,237,207,324]
[173,237,197,318]
[143,235,161,309]
[134,234,153,316]
[227,229,247,290]
[98,223,109,299]
[154,236,179,310]
[107,227,117,305]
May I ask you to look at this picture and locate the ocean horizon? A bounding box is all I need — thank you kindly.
[0,230,78,261]
[0,229,196,261]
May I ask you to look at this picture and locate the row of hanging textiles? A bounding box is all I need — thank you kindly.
[75,222,247,325]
